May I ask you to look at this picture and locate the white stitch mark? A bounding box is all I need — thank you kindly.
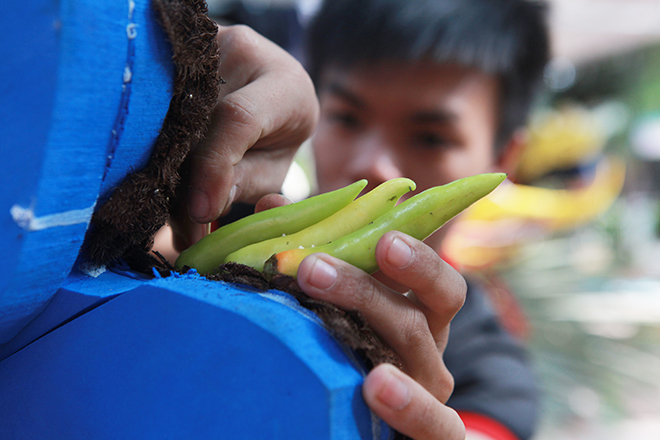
[10,204,95,232]
[123,66,132,83]
[126,23,137,39]
[128,0,136,20]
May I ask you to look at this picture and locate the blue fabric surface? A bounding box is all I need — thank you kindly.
[0,0,172,343]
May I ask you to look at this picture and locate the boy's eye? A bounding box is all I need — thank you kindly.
[330,112,362,129]
[413,132,450,149]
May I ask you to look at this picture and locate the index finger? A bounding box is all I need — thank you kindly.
[374,231,467,339]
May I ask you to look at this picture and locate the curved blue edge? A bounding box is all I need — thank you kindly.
[0,0,172,343]
[0,272,392,440]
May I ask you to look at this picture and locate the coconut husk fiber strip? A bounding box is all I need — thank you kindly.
[83,0,221,266]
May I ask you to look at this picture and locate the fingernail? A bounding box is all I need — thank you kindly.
[378,370,411,410]
[307,257,337,290]
[189,188,210,222]
[386,237,412,269]
[221,185,238,215]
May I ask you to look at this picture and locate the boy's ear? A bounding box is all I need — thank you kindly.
[496,128,527,182]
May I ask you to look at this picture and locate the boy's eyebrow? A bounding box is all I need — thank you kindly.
[325,82,366,108]
[324,81,458,123]
[410,110,457,124]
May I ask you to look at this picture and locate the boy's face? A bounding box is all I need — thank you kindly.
[312,62,507,248]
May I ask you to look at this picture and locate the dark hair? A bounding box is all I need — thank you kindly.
[305,0,550,151]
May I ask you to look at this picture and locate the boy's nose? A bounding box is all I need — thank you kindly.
[350,134,403,189]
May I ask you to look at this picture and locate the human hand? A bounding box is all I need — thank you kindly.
[363,364,465,439]
[295,231,467,439]
[170,24,319,252]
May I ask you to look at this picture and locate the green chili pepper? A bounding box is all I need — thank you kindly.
[265,173,506,277]
[175,179,368,274]
[225,178,416,271]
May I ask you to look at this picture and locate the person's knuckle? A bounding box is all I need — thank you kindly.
[407,245,443,285]
[448,274,467,311]
[425,268,466,316]
[224,24,259,51]
[426,362,455,404]
[348,278,381,311]
[400,308,432,351]
[217,93,259,129]
[194,143,230,172]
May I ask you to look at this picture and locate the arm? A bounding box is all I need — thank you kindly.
[169,24,319,251]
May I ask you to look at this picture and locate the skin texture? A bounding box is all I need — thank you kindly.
[169,24,319,251]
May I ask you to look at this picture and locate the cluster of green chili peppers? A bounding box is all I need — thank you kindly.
[175,173,506,277]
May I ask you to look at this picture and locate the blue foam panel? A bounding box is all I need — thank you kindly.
[0,272,390,439]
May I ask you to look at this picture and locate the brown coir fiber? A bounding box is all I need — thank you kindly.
[83,0,221,266]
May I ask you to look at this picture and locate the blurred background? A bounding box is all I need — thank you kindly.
[494,1,660,438]
[207,0,660,438]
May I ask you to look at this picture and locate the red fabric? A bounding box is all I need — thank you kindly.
[459,411,519,440]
